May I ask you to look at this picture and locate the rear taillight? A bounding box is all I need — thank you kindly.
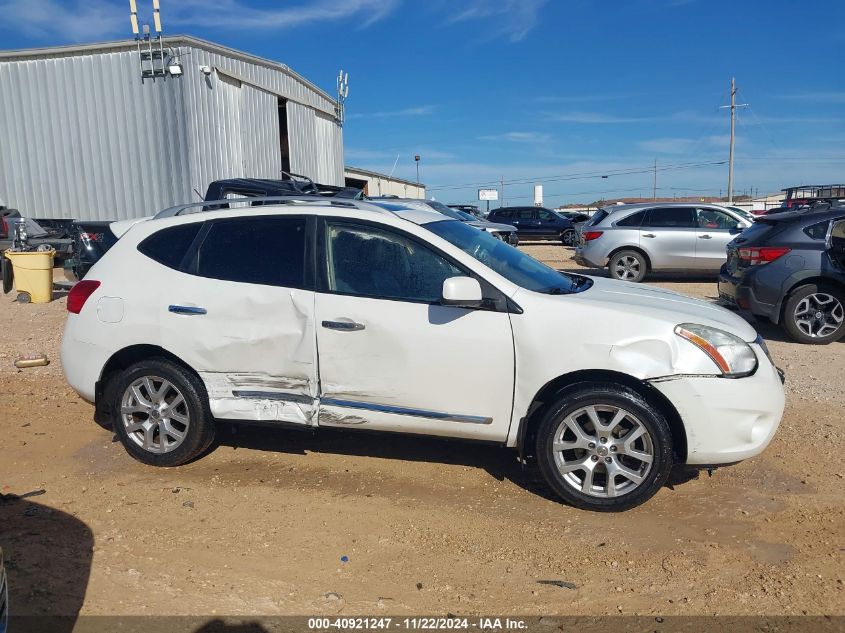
[582,231,604,241]
[737,246,791,267]
[0,216,7,237]
[67,280,100,314]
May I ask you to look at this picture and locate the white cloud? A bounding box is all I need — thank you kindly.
[478,131,553,144]
[168,0,400,30]
[0,0,124,42]
[0,0,399,41]
[347,105,437,120]
[777,91,845,104]
[444,0,549,42]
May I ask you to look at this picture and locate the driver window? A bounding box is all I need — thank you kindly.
[696,208,738,230]
[538,210,556,221]
[324,222,464,303]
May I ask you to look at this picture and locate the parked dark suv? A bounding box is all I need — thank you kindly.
[487,206,577,246]
[718,206,845,344]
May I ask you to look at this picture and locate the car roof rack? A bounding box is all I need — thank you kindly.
[153,195,398,219]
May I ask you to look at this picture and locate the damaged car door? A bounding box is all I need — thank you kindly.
[158,215,319,425]
[315,219,515,441]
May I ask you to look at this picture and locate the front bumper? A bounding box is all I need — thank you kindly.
[649,349,785,465]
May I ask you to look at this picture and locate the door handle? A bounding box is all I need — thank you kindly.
[642,233,656,238]
[698,234,713,239]
[169,305,207,315]
[322,320,365,331]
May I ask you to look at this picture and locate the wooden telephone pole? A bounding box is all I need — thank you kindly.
[721,78,748,204]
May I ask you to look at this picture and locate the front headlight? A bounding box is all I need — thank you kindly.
[674,323,758,377]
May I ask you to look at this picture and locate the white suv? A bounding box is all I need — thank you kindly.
[61,198,785,511]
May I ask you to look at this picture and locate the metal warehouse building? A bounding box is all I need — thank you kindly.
[0,36,344,221]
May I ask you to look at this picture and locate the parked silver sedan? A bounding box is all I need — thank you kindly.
[574,203,752,282]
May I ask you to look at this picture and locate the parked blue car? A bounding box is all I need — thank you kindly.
[718,205,845,344]
[487,206,578,246]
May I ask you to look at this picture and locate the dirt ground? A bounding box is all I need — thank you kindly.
[0,245,842,619]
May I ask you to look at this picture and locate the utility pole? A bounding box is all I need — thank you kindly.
[652,158,657,201]
[721,78,748,204]
[501,176,505,207]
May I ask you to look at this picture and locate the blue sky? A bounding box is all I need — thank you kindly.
[2,0,844,206]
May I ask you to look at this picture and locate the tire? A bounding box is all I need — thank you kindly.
[782,283,845,345]
[561,229,579,247]
[16,292,30,304]
[608,250,647,282]
[535,382,674,512]
[2,256,12,294]
[111,358,215,466]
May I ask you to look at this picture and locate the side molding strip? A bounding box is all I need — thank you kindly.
[321,397,492,425]
[232,391,315,405]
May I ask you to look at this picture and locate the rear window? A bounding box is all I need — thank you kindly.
[804,220,830,240]
[585,209,609,226]
[138,223,202,270]
[615,210,646,227]
[195,217,307,288]
[732,221,775,245]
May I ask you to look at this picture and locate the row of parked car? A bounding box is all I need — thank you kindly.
[60,180,787,512]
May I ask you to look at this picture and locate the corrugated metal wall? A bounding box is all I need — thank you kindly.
[183,44,343,190]
[0,38,344,221]
[0,49,189,221]
[287,101,345,185]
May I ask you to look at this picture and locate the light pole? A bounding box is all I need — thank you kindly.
[414,155,420,185]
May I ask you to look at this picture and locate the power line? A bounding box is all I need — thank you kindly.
[427,159,727,191]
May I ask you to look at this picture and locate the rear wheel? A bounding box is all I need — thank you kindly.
[561,229,579,247]
[608,250,647,282]
[112,358,215,466]
[535,383,673,511]
[782,284,845,344]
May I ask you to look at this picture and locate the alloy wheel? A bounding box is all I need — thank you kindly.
[613,255,641,281]
[562,230,579,246]
[552,404,654,498]
[793,292,844,338]
[120,376,191,454]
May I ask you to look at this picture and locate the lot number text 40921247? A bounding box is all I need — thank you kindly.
[307,617,529,630]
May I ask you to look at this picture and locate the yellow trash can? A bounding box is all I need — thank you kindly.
[4,248,56,304]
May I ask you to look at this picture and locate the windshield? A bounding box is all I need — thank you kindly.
[425,220,592,294]
[728,206,755,222]
[423,200,470,221]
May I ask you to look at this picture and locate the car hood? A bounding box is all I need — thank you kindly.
[574,276,758,341]
[467,220,515,232]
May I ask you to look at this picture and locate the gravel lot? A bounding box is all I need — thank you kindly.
[0,245,842,619]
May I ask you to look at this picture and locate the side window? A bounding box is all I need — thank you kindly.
[496,209,512,219]
[804,220,831,240]
[517,208,536,220]
[644,207,695,228]
[138,223,202,270]
[324,222,464,303]
[696,208,739,230]
[195,217,306,288]
[537,209,556,221]
[615,210,646,227]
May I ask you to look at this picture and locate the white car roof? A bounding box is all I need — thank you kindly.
[114,199,449,237]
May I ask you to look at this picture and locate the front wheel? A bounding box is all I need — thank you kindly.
[561,229,579,247]
[535,383,674,511]
[112,358,215,466]
[782,284,845,344]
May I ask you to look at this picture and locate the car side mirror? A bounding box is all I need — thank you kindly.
[441,276,483,308]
